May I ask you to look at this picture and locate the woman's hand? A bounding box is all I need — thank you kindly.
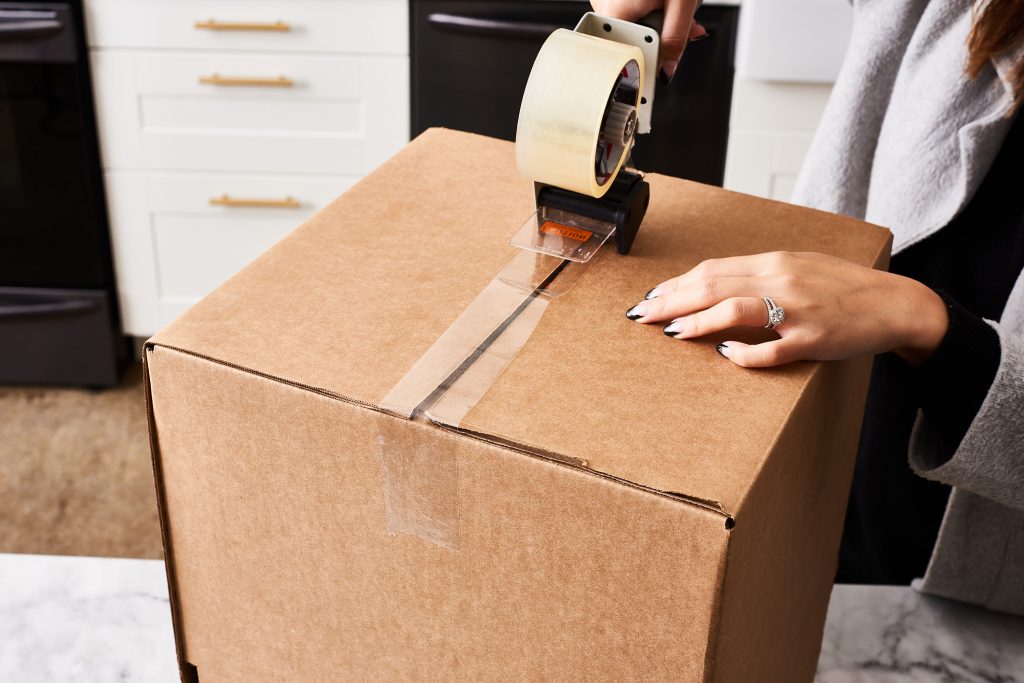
[590,0,706,81]
[625,251,950,368]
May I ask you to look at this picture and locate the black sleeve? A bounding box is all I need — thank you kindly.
[912,291,1001,462]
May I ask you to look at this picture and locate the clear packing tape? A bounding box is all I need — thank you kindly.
[515,29,643,199]
[379,249,593,425]
[377,250,598,550]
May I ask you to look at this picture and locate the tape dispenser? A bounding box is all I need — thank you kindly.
[512,13,659,263]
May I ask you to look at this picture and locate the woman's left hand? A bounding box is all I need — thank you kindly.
[625,251,950,368]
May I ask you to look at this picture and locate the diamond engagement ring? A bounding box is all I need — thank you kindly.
[763,297,785,329]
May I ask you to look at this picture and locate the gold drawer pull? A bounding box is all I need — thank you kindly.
[195,19,290,32]
[199,74,294,88]
[209,194,300,209]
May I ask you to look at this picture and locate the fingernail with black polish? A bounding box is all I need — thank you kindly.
[645,287,661,300]
[664,320,683,337]
[626,304,645,321]
[689,32,711,43]
[658,68,673,86]
[716,342,729,357]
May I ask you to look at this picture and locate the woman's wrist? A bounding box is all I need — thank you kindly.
[893,279,950,366]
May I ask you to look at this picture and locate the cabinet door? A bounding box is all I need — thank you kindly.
[106,171,354,336]
[722,80,833,201]
[85,0,407,55]
[91,51,409,174]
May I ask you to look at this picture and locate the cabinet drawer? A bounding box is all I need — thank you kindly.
[85,0,407,55]
[106,171,353,336]
[92,50,409,174]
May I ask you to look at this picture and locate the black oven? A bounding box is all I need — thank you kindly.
[411,0,739,186]
[0,1,126,386]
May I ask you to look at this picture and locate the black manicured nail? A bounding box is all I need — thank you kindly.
[658,68,673,85]
[716,342,729,357]
[644,287,659,300]
[689,32,711,43]
[626,306,643,320]
[663,327,677,337]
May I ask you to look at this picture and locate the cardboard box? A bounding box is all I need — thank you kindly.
[145,129,891,681]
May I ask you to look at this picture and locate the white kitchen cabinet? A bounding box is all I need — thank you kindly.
[723,79,834,202]
[735,0,853,83]
[91,50,408,174]
[85,0,407,55]
[723,1,852,202]
[105,171,354,335]
[87,0,409,337]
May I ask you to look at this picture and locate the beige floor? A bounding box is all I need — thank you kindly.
[0,364,162,559]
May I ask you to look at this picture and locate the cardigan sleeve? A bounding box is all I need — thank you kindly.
[909,320,1024,511]
[911,292,1001,458]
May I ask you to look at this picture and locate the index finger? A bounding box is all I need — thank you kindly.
[644,253,776,300]
[659,0,700,78]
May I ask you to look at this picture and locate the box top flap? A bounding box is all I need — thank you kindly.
[151,129,890,515]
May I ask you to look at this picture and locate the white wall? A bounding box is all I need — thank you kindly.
[723,0,853,201]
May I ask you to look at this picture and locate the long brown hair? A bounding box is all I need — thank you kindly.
[968,0,1024,107]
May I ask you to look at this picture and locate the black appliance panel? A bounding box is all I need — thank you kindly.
[0,286,119,386]
[0,0,124,388]
[411,1,737,186]
[0,2,110,288]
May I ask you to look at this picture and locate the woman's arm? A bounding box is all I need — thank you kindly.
[912,293,1001,453]
[628,251,1024,509]
[626,250,949,366]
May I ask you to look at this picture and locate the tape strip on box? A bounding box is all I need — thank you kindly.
[379,249,593,421]
[377,412,461,550]
[377,248,598,549]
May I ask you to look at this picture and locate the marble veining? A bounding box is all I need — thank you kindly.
[1,553,1022,681]
[0,554,177,682]
[817,583,1024,682]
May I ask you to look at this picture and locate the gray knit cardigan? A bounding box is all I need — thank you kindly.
[792,0,1024,614]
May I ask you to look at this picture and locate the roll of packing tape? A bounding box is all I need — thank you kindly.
[516,29,645,199]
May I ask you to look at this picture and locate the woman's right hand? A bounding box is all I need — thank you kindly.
[590,0,705,81]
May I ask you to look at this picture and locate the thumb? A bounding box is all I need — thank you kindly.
[715,339,798,368]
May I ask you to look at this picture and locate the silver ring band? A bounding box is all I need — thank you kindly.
[763,296,785,329]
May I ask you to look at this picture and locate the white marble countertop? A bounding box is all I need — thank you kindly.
[1,553,1021,682]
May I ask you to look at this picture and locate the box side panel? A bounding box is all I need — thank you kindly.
[710,356,873,682]
[147,346,731,681]
[142,347,194,683]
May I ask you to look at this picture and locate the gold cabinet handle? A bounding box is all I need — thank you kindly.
[209,194,300,209]
[199,74,294,88]
[195,19,290,32]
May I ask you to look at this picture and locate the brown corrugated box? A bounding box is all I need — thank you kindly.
[144,129,892,681]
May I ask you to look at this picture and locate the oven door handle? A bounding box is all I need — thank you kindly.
[426,13,561,39]
[0,296,98,320]
[0,12,63,41]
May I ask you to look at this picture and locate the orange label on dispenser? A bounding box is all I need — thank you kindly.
[540,222,593,242]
